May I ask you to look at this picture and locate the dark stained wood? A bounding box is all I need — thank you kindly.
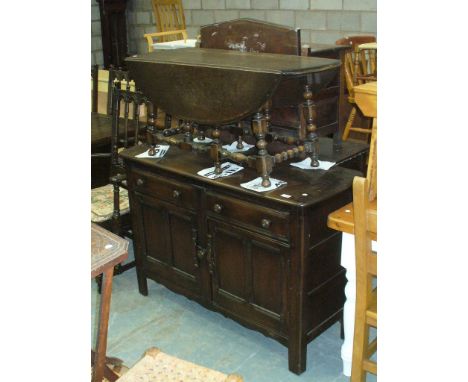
[126,48,339,125]
[200,18,300,55]
[120,141,366,374]
[91,67,133,188]
[96,0,129,69]
[126,48,340,185]
[197,19,348,149]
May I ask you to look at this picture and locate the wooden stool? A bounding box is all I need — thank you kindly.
[116,347,243,382]
[350,176,377,381]
[91,223,129,382]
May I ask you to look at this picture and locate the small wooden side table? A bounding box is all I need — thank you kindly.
[92,223,129,382]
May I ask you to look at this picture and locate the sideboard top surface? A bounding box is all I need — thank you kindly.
[120,139,362,208]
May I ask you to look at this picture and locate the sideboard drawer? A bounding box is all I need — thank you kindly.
[132,170,197,210]
[206,192,290,240]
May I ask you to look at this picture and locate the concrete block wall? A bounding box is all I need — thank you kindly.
[91,0,104,66]
[91,0,376,61]
[124,0,376,55]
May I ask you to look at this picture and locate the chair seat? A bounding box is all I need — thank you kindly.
[116,348,243,382]
[152,38,198,50]
[91,184,130,223]
[358,42,377,50]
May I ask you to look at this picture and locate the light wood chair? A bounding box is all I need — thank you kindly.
[336,36,377,142]
[115,347,243,381]
[144,0,188,52]
[350,176,377,382]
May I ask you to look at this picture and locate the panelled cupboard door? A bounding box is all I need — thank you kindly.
[134,192,203,299]
[207,218,290,335]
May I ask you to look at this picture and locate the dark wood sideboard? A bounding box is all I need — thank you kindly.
[120,140,365,374]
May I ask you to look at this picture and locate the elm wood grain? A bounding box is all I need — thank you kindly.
[350,177,377,382]
[326,200,377,241]
[120,142,364,374]
[351,81,377,200]
[91,224,129,382]
[353,82,377,118]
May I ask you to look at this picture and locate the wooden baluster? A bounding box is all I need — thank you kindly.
[111,87,121,168]
[236,122,244,150]
[303,82,319,167]
[133,96,140,145]
[211,126,222,174]
[123,80,130,148]
[184,120,193,142]
[252,111,273,187]
[165,113,172,130]
[196,123,206,141]
[92,65,99,113]
[146,102,157,156]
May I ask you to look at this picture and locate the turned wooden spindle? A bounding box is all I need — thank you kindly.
[273,145,305,164]
[146,102,157,156]
[303,83,319,167]
[164,113,172,130]
[210,143,222,175]
[235,122,244,149]
[184,121,193,143]
[264,101,271,129]
[212,126,221,144]
[197,124,207,141]
[252,111,273,188]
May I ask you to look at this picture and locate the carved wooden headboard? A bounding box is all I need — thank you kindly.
[199,18,301,56]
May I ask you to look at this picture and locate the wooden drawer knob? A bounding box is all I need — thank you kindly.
[261,218,271,229]
[213,203,223,214]
[172,190,181,199]
[136,178,145,186]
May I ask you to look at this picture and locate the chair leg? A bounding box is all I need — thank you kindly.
[342,106,357,141]
[95,274,103,294]
[351,320,370,382]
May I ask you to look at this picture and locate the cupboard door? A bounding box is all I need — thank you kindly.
[207,218,289,334]
[136,193,203,299]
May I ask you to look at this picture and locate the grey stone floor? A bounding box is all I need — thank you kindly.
[91,245,376,382]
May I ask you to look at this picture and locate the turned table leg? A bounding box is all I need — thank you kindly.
[303,83,319,167]
[252,111,273,187]
[146,103,158,156]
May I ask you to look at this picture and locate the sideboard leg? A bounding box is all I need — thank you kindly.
[137,270,148,296]
[288,341,307,375]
